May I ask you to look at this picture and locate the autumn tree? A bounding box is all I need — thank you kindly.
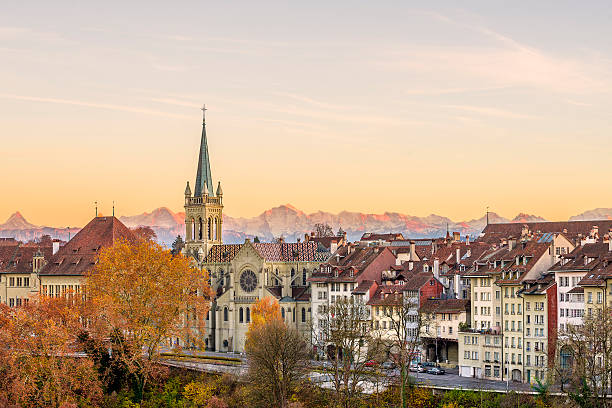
[316,297,385,408]
[0,298,103,407]
[131,225,157,242]
[245,297,309,408]
[85,239,213,401]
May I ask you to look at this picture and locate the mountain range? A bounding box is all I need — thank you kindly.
[2,206,611,247]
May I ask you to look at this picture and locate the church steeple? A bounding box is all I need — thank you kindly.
[194,105,214,197]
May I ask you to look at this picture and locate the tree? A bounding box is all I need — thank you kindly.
[556,311,612,406]
[245,297,308,408]
[378,292,428,408]
[171,235,185,255]
[0,298,103,407]
[316,297,385,408]
[253,236,261,243]
[131,225,157,242]
[85,239,213,401]
[313,223,334,238]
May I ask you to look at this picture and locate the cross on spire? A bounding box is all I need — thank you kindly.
[201,104,206,124]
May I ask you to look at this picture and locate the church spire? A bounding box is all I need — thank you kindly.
[194,104,214,197]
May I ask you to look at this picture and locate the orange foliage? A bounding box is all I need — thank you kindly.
[85,239,213,398]
[0,298,103,407]
[249,297,282,329]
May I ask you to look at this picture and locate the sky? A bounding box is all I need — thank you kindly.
[1,1,611,227]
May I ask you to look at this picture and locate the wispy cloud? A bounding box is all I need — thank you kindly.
[441,104,532,119]
[0,94,191,119]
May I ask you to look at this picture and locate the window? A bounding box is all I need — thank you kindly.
[302,308,306,323]
[9,277,14,287]
[247,308,251,323]
[224,307,228,322]
[16,277,22,287]
[239,307,244,323]
[303,269,307,286]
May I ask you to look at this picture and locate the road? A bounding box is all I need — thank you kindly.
[160,354,534,394]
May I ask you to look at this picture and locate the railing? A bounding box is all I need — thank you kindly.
[187,196,222,206]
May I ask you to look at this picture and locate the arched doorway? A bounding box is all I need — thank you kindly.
[512,369,522,382]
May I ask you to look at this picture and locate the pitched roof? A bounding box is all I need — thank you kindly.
[203,241,329,264]
[550,242,612,272]
[421,298,470,314]
[194,110,214,197]
[0,241,53,274]
[360,233,404,242]
[40,217,136,276]
[480,220,612,244]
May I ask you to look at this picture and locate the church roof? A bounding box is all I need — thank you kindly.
[194,108,214,197]
[40,216,136,276]
[203,241,330,264]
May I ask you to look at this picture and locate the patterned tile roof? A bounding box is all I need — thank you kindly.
[203,241,329,264]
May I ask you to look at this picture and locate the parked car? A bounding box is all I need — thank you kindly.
[381,361,396,370]
[427,366,445,375]
[409,363,420,372]
[365,360,379,367]
[417,362,435,373]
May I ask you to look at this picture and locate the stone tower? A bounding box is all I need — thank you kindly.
[184,106,223,258]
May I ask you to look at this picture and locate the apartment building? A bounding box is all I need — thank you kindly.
[420,298,470,365]
[549,240,612,332]
[459,232,573,383]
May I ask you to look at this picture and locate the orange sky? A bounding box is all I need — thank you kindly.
[1,2,611,227]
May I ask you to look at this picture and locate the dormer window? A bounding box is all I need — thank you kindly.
[424,265,429,273]
[334,270,338,278]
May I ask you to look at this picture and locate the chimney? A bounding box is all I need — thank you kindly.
[52,240,60,255]
[456,248,461,264]
[305,233,310,242]
[409,261,414,271]
[521,225,529,238]
[453,231,460,242]
[591,226,599,239]
[609,236,612,252]
[433,258,440,280]
[466,235,470,246]
[508,238,516,251]
[330,239,338,254]
[409,241,417,261]
[454,275,460,297]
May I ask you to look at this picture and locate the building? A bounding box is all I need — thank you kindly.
[182,110,330,353]
[309,245,396,353]
[39,216,136,297]
[420,298,470,365]
[201,239,329,352]
[183,108,224,258]
[0,237,56,306]
[548,240,612,332]
[458,232,574,383]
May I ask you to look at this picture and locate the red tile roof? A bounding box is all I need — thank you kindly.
[480,221,612,244]
[40,217,136,276]
[421,298,470,314]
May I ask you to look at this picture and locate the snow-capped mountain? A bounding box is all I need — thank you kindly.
[2,205,610,247]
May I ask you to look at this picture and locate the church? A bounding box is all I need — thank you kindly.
[183,108,330,353]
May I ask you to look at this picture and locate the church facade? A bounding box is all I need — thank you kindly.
[183,109,330,353]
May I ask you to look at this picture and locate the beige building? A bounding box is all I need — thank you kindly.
[199,240,328,352]
[182,109,330,353]
[420,298,470,366]
[0,238,55,306]
[459,232,573,383]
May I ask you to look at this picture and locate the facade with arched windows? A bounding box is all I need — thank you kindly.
[200,239,329,353]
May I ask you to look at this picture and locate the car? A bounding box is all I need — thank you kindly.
[409,363,419,372]
[381,361,396,370]
[427,367,445,375]
[365,360,379,367]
